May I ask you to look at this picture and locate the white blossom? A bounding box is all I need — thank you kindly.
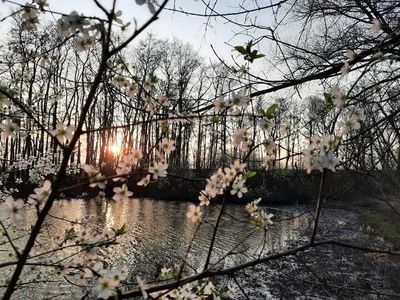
[0,120,18,139]
[95,275,119,299]
[345,50,357,61]
[2,196,24,221]
[137,174,151,187]
[230,89,250,108]
[50,123,75,143]
[159,138,175,155]
[371,18,382,33]
[21,3,40,30]
[230,176,248,198]
[149,161,168,179]
[0,95,10,109]
[29,180,52,205]
[186,204,202,223]
[113,184,133,201]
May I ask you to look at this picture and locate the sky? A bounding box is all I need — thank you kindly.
[0,0,303,101]
[0,0,274,61]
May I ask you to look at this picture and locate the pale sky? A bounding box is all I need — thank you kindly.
[0,0,274,61]
[0,0,306,101]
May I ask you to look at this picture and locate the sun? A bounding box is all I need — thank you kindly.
[110,143,121,155]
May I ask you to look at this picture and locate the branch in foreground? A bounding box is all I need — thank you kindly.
[114,240,400,299]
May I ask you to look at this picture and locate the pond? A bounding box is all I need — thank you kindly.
[1,198,398,299]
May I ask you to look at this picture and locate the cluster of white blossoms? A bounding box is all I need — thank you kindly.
[50,122,75,144]
[188,160,247,223]
[55,225,128,299]
[28,179,52,207]
[0,152,72,184]
[28,155,58,182]
[20,2,41,30]
[245,198,274,229]
[114,149,143,181]
[262,138,277,168]
[112,77,139,97]
[142,137,174,181]
[157,95,171,107]
[303,87,366,173]
[340,19,382,76]
[82,140,173,201]
[56,11,98,51]
[331,86,346,108]
[303,135,340,174]
[186,204,202,223]
[37,52,58,67]
[95,266,129,299]
[232,128,252,152]
[0,120,19,139]
[83,165,107,189]
[213,89,250,113]
[144,94,171,116]
[143,78,156,92]
[338,108,366,136]
[144,97,157,115]
[112,75,171,115]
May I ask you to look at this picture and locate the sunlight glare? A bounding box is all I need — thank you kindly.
[110,143,121,155]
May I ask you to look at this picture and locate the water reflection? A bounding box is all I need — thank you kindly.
[1,198,310,299]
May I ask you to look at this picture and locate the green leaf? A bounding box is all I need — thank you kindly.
[234,46,247,55]
[149,74,158,83]
[324,92,333,106]
[253,53,265,59]
[114,223,127,236]
[250,220,262,228]
[64,228,76,241]
[258,108,266,116]
[160,122,169,133]
[246,40,253,52]
[266,104,278,119]
[244,171,257,179]
[211,116,220,123]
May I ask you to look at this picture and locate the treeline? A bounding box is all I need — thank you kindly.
[0,4,399,184]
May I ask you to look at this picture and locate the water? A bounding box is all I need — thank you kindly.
[0,198,311,299]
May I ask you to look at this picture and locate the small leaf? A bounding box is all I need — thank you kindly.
[135,0,146,5]
[324,92,333,106]
[211,116,220,123]
[244,171,257,179]
[114,223,127,236]
[246,40,253,52]
[258,108,266,116]
[253,53,265,59]
[148,1,156,14]
[251,50,258,57]
[234,46,247,55]
[64,228,76,241]
[266,104,278,119]
[250,220,262,228]
[149,74,158,83]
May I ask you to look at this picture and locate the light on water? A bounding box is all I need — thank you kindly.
[0,198,308,299]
